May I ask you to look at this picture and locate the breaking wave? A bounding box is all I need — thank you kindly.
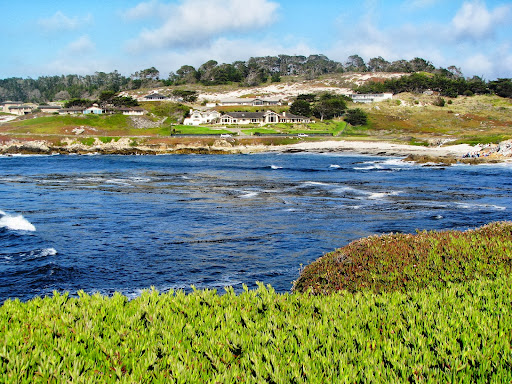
[0,210,36,232]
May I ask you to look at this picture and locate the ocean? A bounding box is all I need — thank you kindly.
[1,153,511,302]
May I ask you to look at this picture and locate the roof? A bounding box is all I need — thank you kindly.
[282,112,308,119]
[223,112,265,119]
[144,93,166,98]
[117,107,144,111]
[59,107,84,111]
[8,106,32,109]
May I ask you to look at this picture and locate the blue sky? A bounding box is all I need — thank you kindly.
[1,0,511,79]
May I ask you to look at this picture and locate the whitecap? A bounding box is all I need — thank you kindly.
[40,248,57,257]
[329,164,341,169]
[270,165,283,170]
[240,191,259,198]
[0,211,36,231]
[20,248,57,259]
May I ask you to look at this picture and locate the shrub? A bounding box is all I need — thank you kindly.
[293,222,512,294]
[344,108,368,126]
[433,97,445,107]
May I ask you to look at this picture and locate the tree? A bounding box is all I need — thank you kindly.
[271,72,281,83]
[297,94,317,102]
[64,98,93,108]
[367,57,390,72]
[489,78,512,98]
[172,90,198,103]
[289,99,311,117]
[175,65,198,84]
[345,55,367,72]
[345,108,368,126]
[312,93,347,120]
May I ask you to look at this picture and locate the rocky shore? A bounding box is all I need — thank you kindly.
[1,137,512,164]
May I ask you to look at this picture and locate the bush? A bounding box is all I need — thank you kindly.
[344,108,368,126]
[433,97,445,107]
[293,222,512,294]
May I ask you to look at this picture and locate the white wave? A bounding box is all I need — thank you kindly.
[367,191,401,200]
[0,211,36,231]
[20,248,57,259]
[240,191,259,198]
[454,202,506,211]
[270,165,283,170]
[40,248,57,257]
[302,181,331,187]
[354,158,413,171]
[329,164,341,169]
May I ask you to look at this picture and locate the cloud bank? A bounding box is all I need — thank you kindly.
[125,0,280,52]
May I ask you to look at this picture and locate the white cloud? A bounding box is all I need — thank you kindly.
[452,1,511,41]
[123,0,173,20]
[125,0,279,52]
[65,36,96,55]
[37,11,92,32]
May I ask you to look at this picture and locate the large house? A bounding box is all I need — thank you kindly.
[183,109,221,126]
[220,111,310,125]
[1,101,33,115]
[344,93,393,103]
[58,105,145,116]
[217,98,282,107]
[39,105,62,113]
[142,92,167,101]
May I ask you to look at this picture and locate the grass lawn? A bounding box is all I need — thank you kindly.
[171,125,233,135]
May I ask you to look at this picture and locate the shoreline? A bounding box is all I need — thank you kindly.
[1,138,511,164]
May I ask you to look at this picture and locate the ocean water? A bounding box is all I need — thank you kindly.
[0,153,511,302]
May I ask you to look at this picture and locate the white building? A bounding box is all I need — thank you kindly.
[345,93,393,103]
[217,98,282,107]
[220,111,310,125]
[183,109,221,126]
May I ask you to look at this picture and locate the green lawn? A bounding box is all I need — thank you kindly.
[171,125,233,135]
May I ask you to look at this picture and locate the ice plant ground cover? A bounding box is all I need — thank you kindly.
[1,222,512,383]
[293,221,512,294]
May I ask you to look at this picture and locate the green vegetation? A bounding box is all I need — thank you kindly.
[99,137,120,144]
[293,222,512,294]
[2,222,512,382]
[344,108,368,126]
[241,128,280,135]
[1,274,511,382]
[171,125,232,135]
[79,137,95,146]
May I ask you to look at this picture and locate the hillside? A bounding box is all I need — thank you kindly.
[1,74,511,159]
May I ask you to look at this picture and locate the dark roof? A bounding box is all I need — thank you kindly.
[1,101,23,105]
[117,107,144,111]
[144,93,166,99]
[223,112,265,119]
[59,107,84,112]
[8,106,32,109]
[283,112,308,119]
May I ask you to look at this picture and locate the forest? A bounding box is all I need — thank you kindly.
[0,54,510,103]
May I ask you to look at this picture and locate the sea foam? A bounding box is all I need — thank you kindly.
[0,210,36,231]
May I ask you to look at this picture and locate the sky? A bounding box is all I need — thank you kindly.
[1,0,511,80]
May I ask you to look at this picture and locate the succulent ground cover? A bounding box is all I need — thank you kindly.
[293,221,512,294]
[1,222,512,383]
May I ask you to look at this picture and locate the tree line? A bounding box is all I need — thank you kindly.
[355,73,512,98]
[1,55,510,103]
